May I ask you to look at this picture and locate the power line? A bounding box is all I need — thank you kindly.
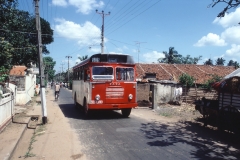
[106,0,161,36]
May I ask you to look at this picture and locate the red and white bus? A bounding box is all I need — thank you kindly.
[72,53,137,117]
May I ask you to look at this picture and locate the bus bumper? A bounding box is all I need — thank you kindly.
[88,103,137,110]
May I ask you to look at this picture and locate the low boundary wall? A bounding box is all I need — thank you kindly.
[0,93,14,131]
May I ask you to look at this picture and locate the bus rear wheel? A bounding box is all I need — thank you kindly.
[74,94,79,109]
[121,108,131,117]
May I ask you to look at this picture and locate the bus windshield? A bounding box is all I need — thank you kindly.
[116,67,134,81]
[92,66,114,80]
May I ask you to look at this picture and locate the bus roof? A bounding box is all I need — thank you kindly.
[73,53,135,69]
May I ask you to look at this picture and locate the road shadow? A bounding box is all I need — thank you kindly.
[58,103,126,120]
[140,120,240,160]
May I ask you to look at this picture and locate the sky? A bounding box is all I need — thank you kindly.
[18,0,240,73]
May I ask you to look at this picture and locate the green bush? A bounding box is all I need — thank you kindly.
[201,74,222,91]
[0,66,9,82]
[179,73,195,87]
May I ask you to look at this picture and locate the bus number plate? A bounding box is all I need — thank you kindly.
[91,100,103,104]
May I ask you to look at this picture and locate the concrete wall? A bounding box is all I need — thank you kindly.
[137,83,150,101]
[15,74,36,105]
[155,83,175,104]
[0,93,14,130]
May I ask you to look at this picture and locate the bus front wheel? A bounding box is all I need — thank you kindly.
[83,99,90,118]
[121,108,131,118]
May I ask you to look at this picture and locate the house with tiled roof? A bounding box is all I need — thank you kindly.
[136,63,236,105]
[136,63,236,84]
[9,65,38,105]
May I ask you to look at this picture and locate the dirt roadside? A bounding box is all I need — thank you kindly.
[10,89,86,160]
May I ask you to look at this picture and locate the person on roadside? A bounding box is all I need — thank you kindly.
[55,83,60,99]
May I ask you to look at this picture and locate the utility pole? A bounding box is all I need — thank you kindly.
[60,63,64,82]
[135,41,147,64]
[66,56,72,88]
[59,67,62,82]
[96,10,110,54]
[34,0,47,124]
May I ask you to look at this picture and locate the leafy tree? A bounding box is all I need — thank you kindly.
[0,66,9,82]
[227,60,235,66]
[202,74,222,91]
[78,55,88,61]
[0,37,13,69]
[227,60,239,69]
[43,57,56,81]
[209,0,240,18]
[0,0,54,67]
[180,55,202,64]
[179,73,195,87]
[204,58,213,65]
[215,57,225,65]
[158,47,180,64]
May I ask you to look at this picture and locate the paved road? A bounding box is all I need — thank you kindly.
[57,88,240,160]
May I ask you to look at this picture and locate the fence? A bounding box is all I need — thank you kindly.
[0,93,14,131]
[181,87,218,103]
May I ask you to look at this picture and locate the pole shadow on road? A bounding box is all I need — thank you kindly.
[140,120,240,159]
[58,104,127,120]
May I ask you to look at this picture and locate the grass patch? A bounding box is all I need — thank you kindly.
[159,112,172,117]
[24,123,46,158]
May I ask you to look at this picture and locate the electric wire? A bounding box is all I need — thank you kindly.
[106,0,146,30]
[106,0,161,36]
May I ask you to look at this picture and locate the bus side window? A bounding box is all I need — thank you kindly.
[84,70,90,81]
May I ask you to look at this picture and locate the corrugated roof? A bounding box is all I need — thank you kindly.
[9,65,27,76]
[136,63,236,84]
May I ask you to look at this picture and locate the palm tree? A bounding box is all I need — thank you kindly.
[227,60,235,66]
[158,47,180,64]
[78,55,88,61]
[227,60,239,69]
[215,57,225,65]
[204,58,213,65]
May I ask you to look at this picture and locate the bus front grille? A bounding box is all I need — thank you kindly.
[106,87,124,99]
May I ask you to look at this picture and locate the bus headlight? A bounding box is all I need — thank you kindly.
[95,94,100,101]
[129,94,133,100]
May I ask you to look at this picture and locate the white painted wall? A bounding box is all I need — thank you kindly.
[15,73,36,105]
[156,83,176,104]
[0,93,14,129]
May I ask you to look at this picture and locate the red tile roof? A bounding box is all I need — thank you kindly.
[136,63,235,84]
[9,66,27,76]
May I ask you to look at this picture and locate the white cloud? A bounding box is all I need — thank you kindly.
[221,26,240,44]
[69,0,104,14]
[88,46,100,53]
[53,0,104,14]
[226,44,240,57]
[54,18,101,46]
[213,7,240,28]
[194,33,227,47]
[52,0,68,7]
[142,51,164,63]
